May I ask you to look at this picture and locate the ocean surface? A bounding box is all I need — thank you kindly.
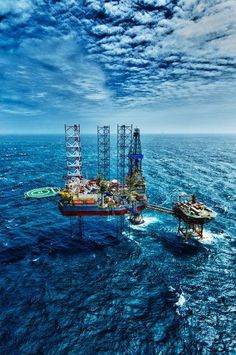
[0,134,235,354]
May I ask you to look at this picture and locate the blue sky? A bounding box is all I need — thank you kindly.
[0,0,236,133]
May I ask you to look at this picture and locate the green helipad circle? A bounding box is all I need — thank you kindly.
[25,187,60,199]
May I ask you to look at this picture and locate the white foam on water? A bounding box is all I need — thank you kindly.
[129,216,159,230]
[175,292,186,308]
[169,286,175,292]
[198,229,226,245]
[124,232,141,246]
[175,290,187,315]
[199,230,215,244]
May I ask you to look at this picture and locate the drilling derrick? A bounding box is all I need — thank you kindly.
[117,124,133,186]
[128,128,146,194]
[65,124,82,180]
[129,128,143,175]
[97,126,110,181]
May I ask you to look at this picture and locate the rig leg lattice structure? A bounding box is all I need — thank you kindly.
[128,128,143,176]
[65,124,82,179]
[116,215,125,237]
[128,128,145,225]
[77,216,84,237]
[177,218,204,240]
[117,124,133,186]
[97,125,110,180]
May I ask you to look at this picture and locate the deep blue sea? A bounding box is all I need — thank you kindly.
[0,134,235,354]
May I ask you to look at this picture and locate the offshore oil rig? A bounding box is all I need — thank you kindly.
[25,124,216,239]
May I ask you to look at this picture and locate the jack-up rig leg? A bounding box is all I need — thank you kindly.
[178,218,181,234]
[126,127,146,226]
[117,215,125,237]
[129,211,144,225]
[176,219,205,240]
[77,216,84,237]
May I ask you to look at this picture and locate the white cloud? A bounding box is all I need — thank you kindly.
[0,0,32,15]
[214,33,236,55]
[104,2,131,18]
[92,24,124,36]
[1,0,236,125]
[134,11,153,25]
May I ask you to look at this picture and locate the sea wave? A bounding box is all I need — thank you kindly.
[0,134,235,353]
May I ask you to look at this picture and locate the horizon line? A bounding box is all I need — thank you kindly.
[0,132,236,136]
